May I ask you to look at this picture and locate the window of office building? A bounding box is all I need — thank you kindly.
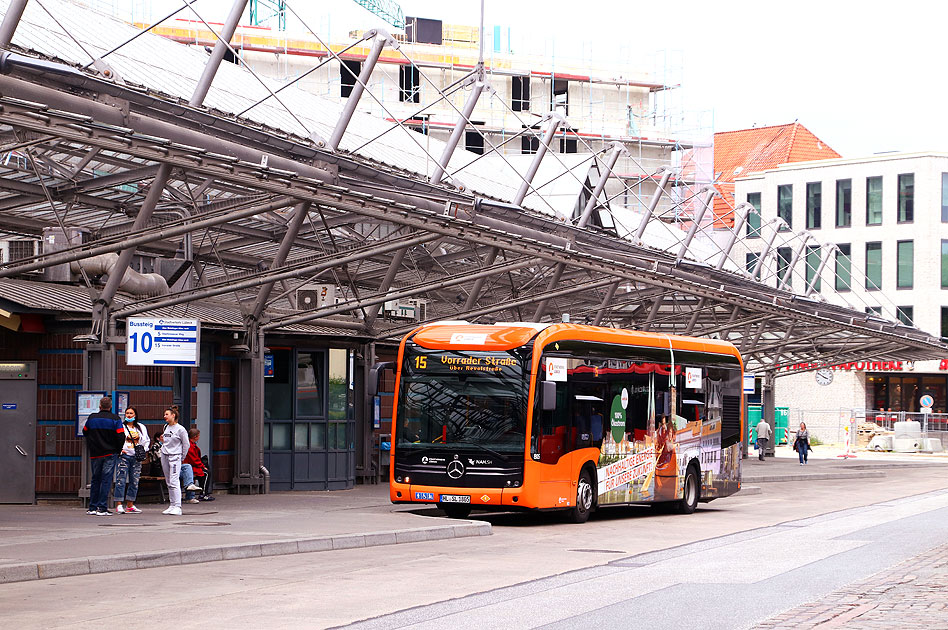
[835,243,851,291]
[777,246,792,287]
[898,173,914,222]
[942,173,948,222]
[865,242,882,290]
[511,75,530,112]
[746,192,761,238]
[777,184,792,230]
[942,240,948,288]
[897,240,914,289]
[866,306,883,316]
[897,306,914,326]
[339,59,361,98]
[805,245,821,293]
[942,307,948,341]
[836,179,852,227]
[866,176,883,225]
[806,182,821,229]
[399,65,420,103]
[746,252,759,275]
[521,129,540,154]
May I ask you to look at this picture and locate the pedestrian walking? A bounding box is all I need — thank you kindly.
[794,422,811,465]
[160,405,190,516]
[113,406,149,514]
[756,418,772,462]
[82,397,124,515]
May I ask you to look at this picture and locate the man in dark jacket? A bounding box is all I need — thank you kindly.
[83,396,125,515]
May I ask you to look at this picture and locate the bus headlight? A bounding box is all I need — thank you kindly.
[396,476,403,483]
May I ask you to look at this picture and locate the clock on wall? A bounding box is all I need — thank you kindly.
[815,368,834,386]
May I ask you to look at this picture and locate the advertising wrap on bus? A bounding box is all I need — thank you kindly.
[386,322,744,522]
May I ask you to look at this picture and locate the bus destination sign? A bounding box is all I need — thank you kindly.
[411,352,519,374]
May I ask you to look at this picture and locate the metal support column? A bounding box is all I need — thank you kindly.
[634,167,674,243]
[675,187,715,264]
[327,32,388,151]
[806,243,836,297]
[464,116,560,311]
[715,202,755,271]
[362,247,408,330]
[761,370,776,458]
[233,329,265,493]
[430,66,485,185]
[576,142,625,229]
[751,218,787,280]
[592,281,620,326]
[777,232,811,291]
[514,115,562,206]
[249,201,311,320]
[531,263,565,322]
[189,0,249,107]
[0,0,28,48]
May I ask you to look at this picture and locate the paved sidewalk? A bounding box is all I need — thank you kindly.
[0,484,488,584]
[755,542,948,629]
[1,453,945,586]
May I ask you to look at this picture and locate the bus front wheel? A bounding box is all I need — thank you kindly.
[440,504,472,519]
[677,464,699,514]
[566,469,594,523]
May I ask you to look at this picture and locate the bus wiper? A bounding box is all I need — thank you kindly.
[454,440,507,461]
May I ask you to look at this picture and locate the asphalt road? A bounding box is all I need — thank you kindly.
[3,464,948,629]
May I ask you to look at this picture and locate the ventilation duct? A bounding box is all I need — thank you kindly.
[70,253,169,296]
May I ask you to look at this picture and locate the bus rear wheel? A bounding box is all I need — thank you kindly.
[677,464,699,514]
[566,469,594,523]
[440,504,472,519]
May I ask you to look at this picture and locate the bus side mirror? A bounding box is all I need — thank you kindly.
[541,380,557,411]
[368,362,394,397]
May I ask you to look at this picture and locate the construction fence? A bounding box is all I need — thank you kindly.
[787,408,948,451]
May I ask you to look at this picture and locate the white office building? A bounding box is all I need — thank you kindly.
[734,152,948,428]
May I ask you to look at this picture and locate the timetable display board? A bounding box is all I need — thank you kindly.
[126,318,200,366]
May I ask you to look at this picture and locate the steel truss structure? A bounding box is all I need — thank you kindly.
[0,0,944,487]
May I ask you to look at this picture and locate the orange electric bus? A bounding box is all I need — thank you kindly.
[379,322,744,522]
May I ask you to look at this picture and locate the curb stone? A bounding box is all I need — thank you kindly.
[0,521,491,585]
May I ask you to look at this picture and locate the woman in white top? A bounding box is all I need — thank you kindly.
[160,405,190,516]
[113,406,150,514]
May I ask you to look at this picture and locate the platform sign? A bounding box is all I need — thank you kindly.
[743,374,756,394]
[126,318,200,366]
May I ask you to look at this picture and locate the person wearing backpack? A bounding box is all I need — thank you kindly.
[113,406,150,514]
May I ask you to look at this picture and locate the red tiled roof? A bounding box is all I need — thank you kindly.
[710,123,840,228]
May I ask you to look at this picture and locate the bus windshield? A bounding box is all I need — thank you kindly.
[396,346,530,456]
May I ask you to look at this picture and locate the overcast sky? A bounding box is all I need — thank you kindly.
[134,0,948,157]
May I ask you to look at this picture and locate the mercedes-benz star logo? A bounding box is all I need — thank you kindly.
[446,460,465,479]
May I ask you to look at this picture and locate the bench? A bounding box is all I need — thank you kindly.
[139,475,167,502]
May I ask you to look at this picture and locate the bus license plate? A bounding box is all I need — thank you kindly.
[439,494,470,504]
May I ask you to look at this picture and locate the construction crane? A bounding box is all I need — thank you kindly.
[248,0,404,31]
[350,0,405,29]
[248,0,286,30]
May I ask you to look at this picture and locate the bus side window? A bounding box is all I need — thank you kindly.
[532,379,569,464]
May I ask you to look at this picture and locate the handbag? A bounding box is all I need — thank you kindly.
[134,444,148,462]
[127,425,148,462]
